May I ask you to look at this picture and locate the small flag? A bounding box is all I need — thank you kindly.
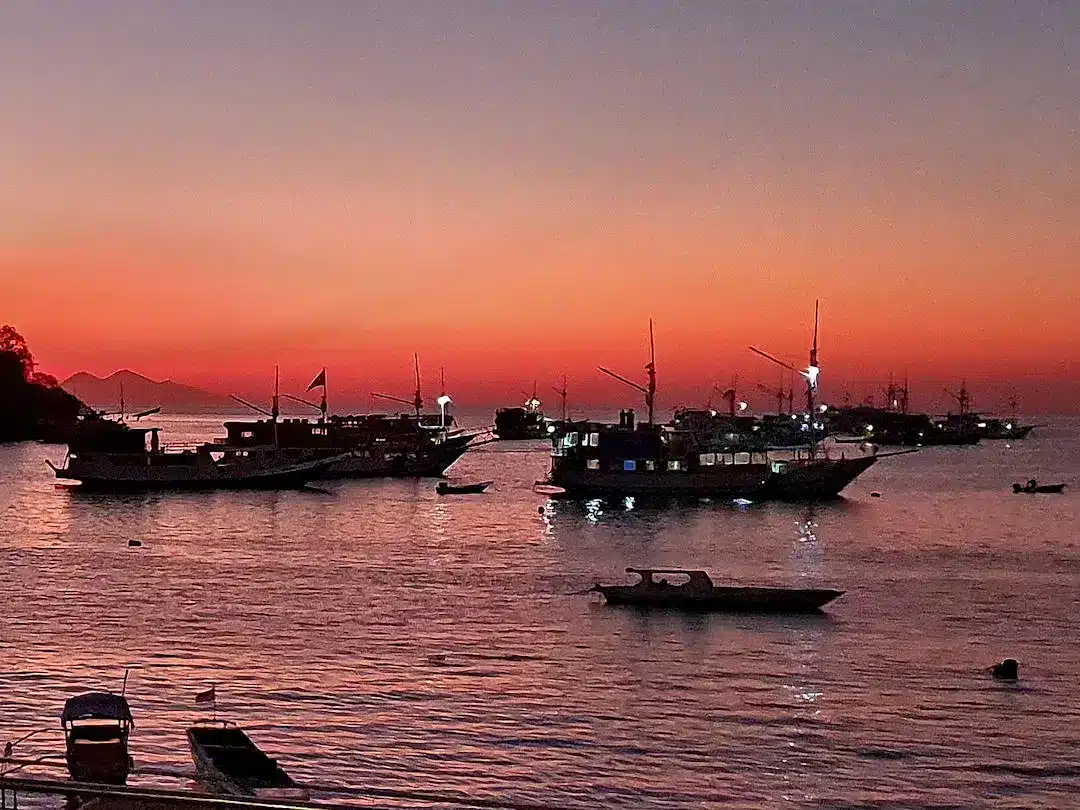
[306,368,326,392]
[195,686,216,705]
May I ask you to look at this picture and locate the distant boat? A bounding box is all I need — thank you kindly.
[1012,480,1065,494]
[591,568,844,613]
[494,384,548,440]
[62,692,134,785]
[436,480,493,495]
[187,722,309,801]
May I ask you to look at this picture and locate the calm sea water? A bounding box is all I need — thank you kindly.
[1,414,1079,809]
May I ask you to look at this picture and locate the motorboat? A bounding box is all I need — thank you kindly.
[1012,480,1066,494]
[61,692,134,784]
[591,568,843,613]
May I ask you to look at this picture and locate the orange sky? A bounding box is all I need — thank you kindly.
[2,3,1078,413]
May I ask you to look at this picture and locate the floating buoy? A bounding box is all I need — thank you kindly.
[991,658,1019,680]
[128,539,142,548]
[870,491,882,498]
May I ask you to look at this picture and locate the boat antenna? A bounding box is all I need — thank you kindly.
[553,375,568,422]
[121,668,129,697]
[598,320,656,425]
[119,379,125,423]
[900,373,910,415]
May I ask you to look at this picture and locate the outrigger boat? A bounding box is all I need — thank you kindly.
[436,480,493,495]
[61,692,134,785]
[187,721,308,801]
[1012,479,1066,494]
[591,568,844,613]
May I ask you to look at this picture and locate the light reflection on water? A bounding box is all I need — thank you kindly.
[1,418,1080,808]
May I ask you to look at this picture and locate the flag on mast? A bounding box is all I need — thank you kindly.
[306,368,326,392]
[195,685,216,705]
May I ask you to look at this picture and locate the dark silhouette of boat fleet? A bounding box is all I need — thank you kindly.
[43,302,1053,498]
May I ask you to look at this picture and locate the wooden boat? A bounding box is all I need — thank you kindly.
[61,692,134,785]
[47,414,345,491]
[1012,480,1066,494]
[591,568,843,613]
[187,722,308,801]
[436,480,493,495]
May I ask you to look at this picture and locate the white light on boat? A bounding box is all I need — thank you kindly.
[866,424,874,432]
[738,401,748,411]
[818,404,828,413]
[733,497,753,506]
[710,409,717,417]
[1005,423,1013,430]
[977,422,987,428]
[436,394,453,407]
[802,365,820,388]
[547,424,556,434]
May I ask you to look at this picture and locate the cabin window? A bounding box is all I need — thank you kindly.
[645,460,655,471]
[623,459,636,472]
[735,452,751,465]
[312,427,328,436]
[568,432,579,446]
[667,460,682,471]
[589,432,599,447]
[241,430,254,439]
[586,459,600,470]
[699,453,716,466]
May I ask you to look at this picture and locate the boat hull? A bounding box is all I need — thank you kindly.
[56,454,337,492]
[550,455,877,501]
[321,436,471,479]
[597,585,843,613]
[187,726,308,800]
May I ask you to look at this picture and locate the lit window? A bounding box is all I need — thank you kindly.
[589,432,599,447]
[645,460,656,471]
[699,453,716,466]
[241,431,254,439]
[623,459,636,472]
[667,460,682,471]
[586,459,600,470]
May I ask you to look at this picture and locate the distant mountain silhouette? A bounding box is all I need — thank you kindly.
[62,370,237,414]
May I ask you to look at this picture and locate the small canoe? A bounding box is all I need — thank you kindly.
[436,480,492,495]
[187,723,308,801]
[591,568,843,614]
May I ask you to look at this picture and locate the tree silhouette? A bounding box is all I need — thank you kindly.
[0,325,84,442]
[0,324,34,380]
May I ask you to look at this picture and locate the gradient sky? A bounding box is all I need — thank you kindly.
[2,1,1077,412]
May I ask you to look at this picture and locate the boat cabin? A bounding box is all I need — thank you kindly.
[61,692,134,785]
[627,568,715,591]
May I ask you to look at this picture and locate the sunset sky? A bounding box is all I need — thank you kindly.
[2,1,1077,413]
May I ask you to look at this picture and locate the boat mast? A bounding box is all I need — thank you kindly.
[272,365,280,447]
[553,375,568,422]
[749,299,822,457]
[413,353,423,419]
[598,319,656,425]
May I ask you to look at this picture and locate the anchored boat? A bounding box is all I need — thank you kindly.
[187,721,308,801]
[61,692,134,785]
[592,568,844,613]
[46,415,341,491]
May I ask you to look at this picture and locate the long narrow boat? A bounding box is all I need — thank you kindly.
[187,722,308,801]
[591,568,843,613]
[436,480,493,495]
